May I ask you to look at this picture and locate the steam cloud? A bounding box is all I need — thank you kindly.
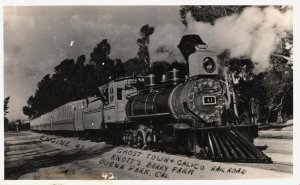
[150,6,292,73]
[149,23,186,63]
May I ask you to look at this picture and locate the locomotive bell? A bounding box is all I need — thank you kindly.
[166,68,185,84]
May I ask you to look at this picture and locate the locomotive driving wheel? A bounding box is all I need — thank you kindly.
[126,130,136,147]
[136,131,144,149]
[136,129,148,149]
[145,130,153,149]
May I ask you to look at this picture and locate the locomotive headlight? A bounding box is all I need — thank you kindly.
[203,57,216,73]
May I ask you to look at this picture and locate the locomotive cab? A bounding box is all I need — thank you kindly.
[99,76,143,124]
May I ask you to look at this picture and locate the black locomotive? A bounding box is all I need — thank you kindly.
[31,34,272,163]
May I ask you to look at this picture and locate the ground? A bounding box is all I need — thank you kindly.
[4,124,293,180]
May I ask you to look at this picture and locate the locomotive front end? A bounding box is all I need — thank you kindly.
[173,35,272,163]
[169,34,225,127]
[169,77,226,127]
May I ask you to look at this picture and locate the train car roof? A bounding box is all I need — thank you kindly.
[32,96,97,120]
[114,75,144,82]
[98,75,144,89]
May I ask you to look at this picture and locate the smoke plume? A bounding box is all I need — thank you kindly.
[150,6,292,73]
[149,23,186,63]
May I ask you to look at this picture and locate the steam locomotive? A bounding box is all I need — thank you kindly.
[30,34,271,163]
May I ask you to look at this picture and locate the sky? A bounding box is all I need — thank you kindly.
[4,6,184,120]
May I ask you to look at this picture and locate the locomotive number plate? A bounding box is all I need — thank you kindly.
[203,96,216,105]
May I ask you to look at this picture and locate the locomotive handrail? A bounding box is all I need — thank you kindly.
[126,112,170,118]
[183,102,206,125]
[139,81,179,92]
[88,97,102,104]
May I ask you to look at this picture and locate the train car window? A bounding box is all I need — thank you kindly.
[117,88,122,100]
[70,106,72,117]
[110,94,114,103]
[66,106,68,118]
[109,86,114,103]
[68,106,70,118]
[110,87,114,94]
[103,88,109,102]
[58,108,61,119]
[64,106,66,118]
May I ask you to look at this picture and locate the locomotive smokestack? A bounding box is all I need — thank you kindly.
[178,34,207,62]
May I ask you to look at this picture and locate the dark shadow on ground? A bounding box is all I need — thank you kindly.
[5,135,115,179]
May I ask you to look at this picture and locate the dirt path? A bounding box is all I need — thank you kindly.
[5,132,114,179]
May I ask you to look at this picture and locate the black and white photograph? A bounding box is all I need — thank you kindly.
[3,5,294,180]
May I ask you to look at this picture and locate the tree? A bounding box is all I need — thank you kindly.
[263,56,293,123]
[8,120,16,132]
[124,58,147,76]
[90,39,111,64]
[4,96,10,132]
[123,25,155,77]
[114,59,125,78]
[179,6,247,25]
[90,39,114,84]
[152,61,170,75]
[24,38,121,119]
[4,96,10,116]
[76,55,86,66]
[23,106,34,119]
[23,39,115,119]
[137,24,155,72]
[4,117,9,132]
